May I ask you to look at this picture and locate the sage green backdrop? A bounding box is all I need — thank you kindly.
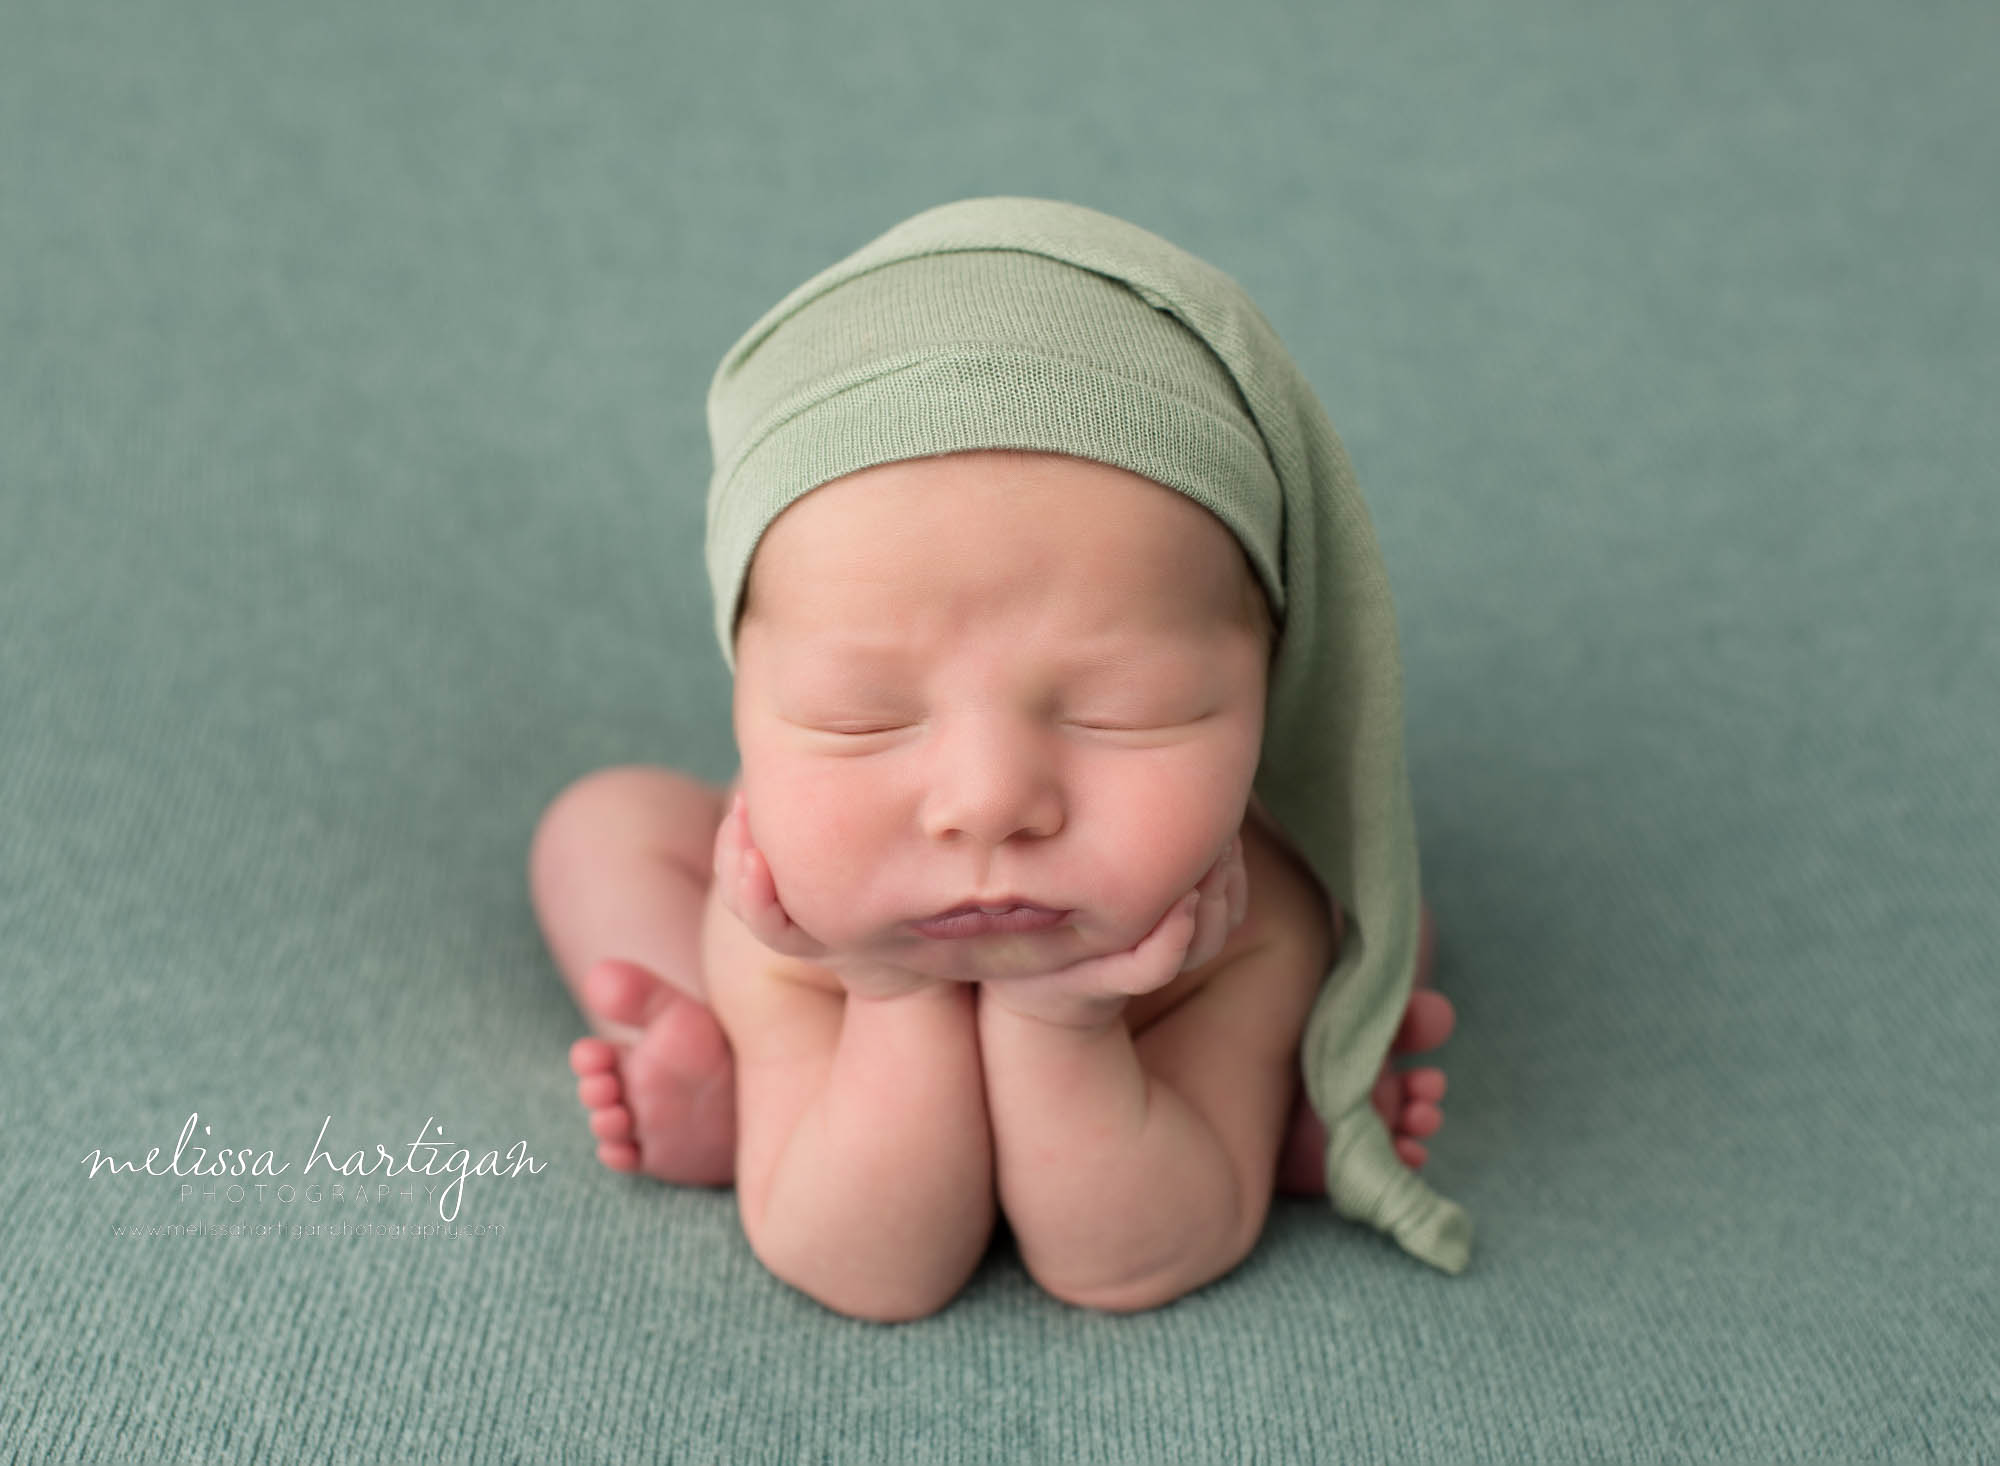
[4,2,1995,1461]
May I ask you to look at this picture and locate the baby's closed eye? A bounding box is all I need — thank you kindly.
[1063,708,1213,731]
[786,723,917,752]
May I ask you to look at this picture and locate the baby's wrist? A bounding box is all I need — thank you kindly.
[833,959,956,1004]
[977,983,1128,1036]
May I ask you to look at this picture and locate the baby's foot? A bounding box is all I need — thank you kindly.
[568,958,736,1187]
[1274,906,1451,1197]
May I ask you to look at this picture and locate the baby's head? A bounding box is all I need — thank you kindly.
[703,213,1294,979]
[731,447,1273,980]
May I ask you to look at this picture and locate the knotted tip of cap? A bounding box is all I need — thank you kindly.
[1325,1107,1474,1276]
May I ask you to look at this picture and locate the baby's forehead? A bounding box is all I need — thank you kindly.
[739,451,1261,639]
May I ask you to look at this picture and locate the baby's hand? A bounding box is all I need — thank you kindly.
[1178,828,1249,975]
[710,791,938,1002]
[980,833,1248,1031]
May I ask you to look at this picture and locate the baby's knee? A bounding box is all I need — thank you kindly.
[535,764,649,836]
[532,766,720,876]
[531,766,631,888]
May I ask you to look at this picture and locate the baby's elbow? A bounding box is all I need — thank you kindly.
[1034,1217,1264,1316]
[747,1209,988,1324]
[1039,1246,1250,1316]
[758,1236,970,1324]
[1041,1270,1181,1315]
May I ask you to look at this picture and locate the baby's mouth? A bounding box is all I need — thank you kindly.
[908,903,1072,941]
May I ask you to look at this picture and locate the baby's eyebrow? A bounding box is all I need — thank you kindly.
[787,639,916,679]
[789,636,1208,695]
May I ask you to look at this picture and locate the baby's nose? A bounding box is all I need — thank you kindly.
[919,728,1063,847]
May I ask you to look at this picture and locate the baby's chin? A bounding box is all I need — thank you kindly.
[883,920,1102,984]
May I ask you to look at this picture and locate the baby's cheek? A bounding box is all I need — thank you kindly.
[748,768,905,939]
[1074,827,1216,948]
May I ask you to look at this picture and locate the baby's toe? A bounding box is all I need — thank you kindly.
[1403,1066,1447,1103]
[1401,1099,1444,1139]
[1393,990,1456,1054]
[576,1072,622,1109]
[570,1036,620,1076]
[589,1104,634,1142]
[596,1141,641,1172]
[1396,1139,1430,1169]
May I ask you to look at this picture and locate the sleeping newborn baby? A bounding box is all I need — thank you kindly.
[529,198,1473,1321]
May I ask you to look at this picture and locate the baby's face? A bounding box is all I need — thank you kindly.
[732,450,1270,983]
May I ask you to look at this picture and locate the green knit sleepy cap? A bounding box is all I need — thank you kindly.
[704,197,1472,1275]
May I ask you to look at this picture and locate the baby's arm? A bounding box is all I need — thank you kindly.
[704,801,994,1324]
[979,835,1326,1313]
[708,961,994,1323]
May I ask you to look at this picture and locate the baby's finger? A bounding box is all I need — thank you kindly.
[741,847,821,957]
[716,795,818,956]
[1079,890,1199,996]
[713,796,757,915]
[1222,834,1248,932]
[1182,838,1243,971]
[1154,890,1205,985]
[710,791,756,895]
[1180,874,1231,973]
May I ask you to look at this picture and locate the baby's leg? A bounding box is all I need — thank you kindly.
[529,764,736,1184]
